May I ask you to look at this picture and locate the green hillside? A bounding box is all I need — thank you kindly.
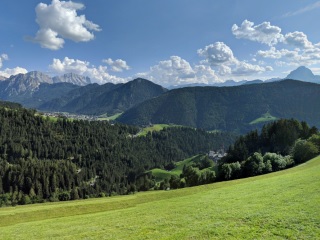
[150,155,205,182]
[1,156,319,239]
[118,80,320,133]
[249,112,277,125]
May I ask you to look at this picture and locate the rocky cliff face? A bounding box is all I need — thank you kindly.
[2,71,52,97]
[52,73,91,86]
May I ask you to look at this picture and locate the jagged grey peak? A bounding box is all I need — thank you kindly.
[52,73,91,86]
[5,71,52,96]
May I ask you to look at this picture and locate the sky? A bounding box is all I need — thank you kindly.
[1,0,320,86]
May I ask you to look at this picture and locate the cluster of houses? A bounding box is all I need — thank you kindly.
[42,112,98,121]
[208,149,227,163]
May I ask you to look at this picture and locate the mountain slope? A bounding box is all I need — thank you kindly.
[77,78,167,115]
[39,78,167,115]
[38,82,119,112]
[117,80,320,132]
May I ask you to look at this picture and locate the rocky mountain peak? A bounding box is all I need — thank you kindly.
[52,73,91,86]
[286,66,319,83]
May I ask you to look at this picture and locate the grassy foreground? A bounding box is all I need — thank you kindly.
[1,157,320,239]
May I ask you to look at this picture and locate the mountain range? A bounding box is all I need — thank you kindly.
[0,66,319,133]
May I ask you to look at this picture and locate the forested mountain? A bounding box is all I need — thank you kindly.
[39,78,167,115]
[117,80,320,133]
[0,105,235,205]
[38,82,119,112]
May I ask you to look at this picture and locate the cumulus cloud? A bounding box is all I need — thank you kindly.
[49,57,126,84]
[284,31,313,49]
[232,62,272,76]
[136,56,220,86]
[232,20,283,46]
[257,41,320,66]
[257,47,300,59]
[197,42,272,79]
[31,0,101,50]
[103,58,130,72]
[197,42,236,65]
[0,67,28,78]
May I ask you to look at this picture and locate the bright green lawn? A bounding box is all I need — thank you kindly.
[1,156,320,239]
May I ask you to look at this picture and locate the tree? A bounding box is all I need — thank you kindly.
[292,139,319,164]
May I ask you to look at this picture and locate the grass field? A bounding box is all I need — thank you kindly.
[1,156,319,239]
[137,124,175,136]
[97,112,123,121]
[250,112,278,125]
[150,155,209,182]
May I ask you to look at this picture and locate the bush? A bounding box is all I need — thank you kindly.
[292,139,319,164]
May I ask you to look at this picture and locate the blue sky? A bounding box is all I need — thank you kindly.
[1,0,320,86]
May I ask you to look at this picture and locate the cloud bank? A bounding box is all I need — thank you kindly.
[49,57,127,84]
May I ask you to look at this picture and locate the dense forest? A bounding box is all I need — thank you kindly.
[117,80,320,133]
[0,102,235,206]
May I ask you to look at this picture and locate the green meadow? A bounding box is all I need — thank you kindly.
[1,156,319,239]
[150,155,210,182]
[250,112,278,125]
[137,124,173,136]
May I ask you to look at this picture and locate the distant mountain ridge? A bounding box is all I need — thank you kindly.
[52,73,91,86]
[117,80,320,133]
[39,78,168,115]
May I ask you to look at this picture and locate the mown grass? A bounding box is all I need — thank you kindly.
[1,156,320,239]
[250,112,277,125]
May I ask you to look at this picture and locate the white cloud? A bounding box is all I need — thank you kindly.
[31,0,101,50]
[232,62,272,76]
[232,20,283,46]
[258,43,320,66]
[103,58,130,72]
[284,31,313,49]
[257,47,299,59]
[197,42,236,65]
[0,67,28,78]
[218,65,232,76]
[136,56,220,86]
[49,57,126,84]
[197,42,271,79]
